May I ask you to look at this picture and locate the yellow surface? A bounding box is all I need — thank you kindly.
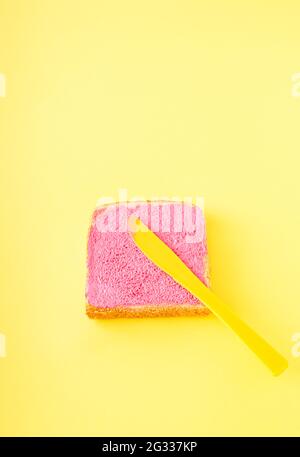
[0,0,300,437]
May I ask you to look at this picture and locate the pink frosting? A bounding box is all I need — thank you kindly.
[86,202,209,308]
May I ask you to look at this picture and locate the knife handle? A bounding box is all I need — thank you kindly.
[186,276,288,376]
[131,217,288,376]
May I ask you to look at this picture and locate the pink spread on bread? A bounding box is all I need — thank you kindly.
[86,201,210,318]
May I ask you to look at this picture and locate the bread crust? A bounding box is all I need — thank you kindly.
[86,304,210,319]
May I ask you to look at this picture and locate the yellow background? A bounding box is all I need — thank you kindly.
[1,0,300,436]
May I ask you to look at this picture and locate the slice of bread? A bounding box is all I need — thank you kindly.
[86,201,210,318]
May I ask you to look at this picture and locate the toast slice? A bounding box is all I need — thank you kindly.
[86,201,210,318]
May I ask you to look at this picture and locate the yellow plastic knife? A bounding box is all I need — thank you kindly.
[130,216,288,376]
